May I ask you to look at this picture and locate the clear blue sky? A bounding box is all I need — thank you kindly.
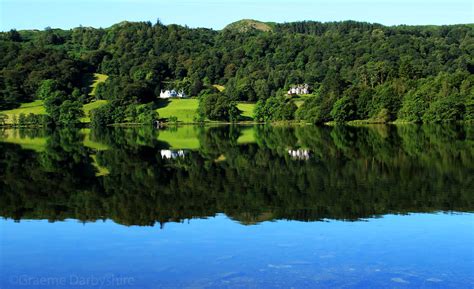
[1,0,472,31]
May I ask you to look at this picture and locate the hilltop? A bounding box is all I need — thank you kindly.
[224,19,274,32]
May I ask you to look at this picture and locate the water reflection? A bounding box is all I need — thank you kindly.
[0,125,473,227]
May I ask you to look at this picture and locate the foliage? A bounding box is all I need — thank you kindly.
[58,100,84,126]
[126,103,158,124]
[296,96,327,124]
[1,20,473,123]
[254,96,297,122]
[198,93,241,121]
[331,96,357,123]
[90,101,126,126]
[422,96,464,122]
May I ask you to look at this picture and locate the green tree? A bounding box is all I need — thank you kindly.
[58,100,84,126]
[36,80,59,100]
[331,96,357,122]
[199,93,241,121]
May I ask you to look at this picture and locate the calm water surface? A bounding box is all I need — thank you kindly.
[1,125,473,288]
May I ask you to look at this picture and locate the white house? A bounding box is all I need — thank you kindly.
[287,84,310,95]
[160,89,187,99]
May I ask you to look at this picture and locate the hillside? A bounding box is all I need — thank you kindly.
[1,19,472,126]
[224,19,273,32]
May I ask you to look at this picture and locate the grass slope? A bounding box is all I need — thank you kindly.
[156,99,199,123]
[237,103,255,120]
[89,73,108,96]
[157,99,256,123]
[0,100,46,124]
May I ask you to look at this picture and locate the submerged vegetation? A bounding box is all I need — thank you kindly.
[0,20,473,126]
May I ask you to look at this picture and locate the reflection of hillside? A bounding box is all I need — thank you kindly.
[0,124,472,227]
[157,126,201,149]
[228,212,275,225]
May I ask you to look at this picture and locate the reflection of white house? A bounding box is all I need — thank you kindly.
[160,150,186,159]
[288,149,311,160]
[159,89,187,99]
[287,84,310,95]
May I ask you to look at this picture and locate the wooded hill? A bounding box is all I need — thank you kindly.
[0,19,473,125]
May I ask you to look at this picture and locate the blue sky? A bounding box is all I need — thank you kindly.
[1,0,472,31]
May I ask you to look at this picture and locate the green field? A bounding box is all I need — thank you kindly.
[157,99,200,123]
[157,99,256,123]
[0,100,47,124]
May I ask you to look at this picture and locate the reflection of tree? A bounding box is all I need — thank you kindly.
[0,125,473,227]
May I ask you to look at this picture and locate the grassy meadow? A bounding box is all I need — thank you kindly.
[156,98,200,123]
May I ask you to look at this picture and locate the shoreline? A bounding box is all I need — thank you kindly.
[1,120,473,129]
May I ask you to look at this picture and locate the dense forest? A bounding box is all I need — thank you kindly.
[0,19,473,125]
[1,125,473,226]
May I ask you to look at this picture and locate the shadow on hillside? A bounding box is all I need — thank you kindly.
[155,99,171,109]
[81,73,95,95]
[239,115,253,121]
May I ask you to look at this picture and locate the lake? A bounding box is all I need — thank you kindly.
[0,124,473,289]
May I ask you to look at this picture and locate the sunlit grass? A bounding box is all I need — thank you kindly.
[157,98,199,123]
[0,100,46,124]
[89,73,108,97]
[213,84,225,92]
[237,103,255,120]
[81,100,108,123]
